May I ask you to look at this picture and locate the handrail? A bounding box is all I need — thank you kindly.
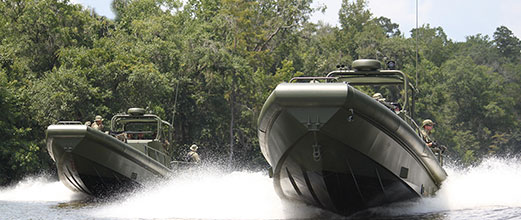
[126,131,153,134]
[326,69,418,122]
[289,76,338,83]
[57,121,83,125]
[144,143,169,166]
[403,113,421,133]
[326,70,398,77]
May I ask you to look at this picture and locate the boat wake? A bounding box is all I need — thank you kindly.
[365,156,521,218]
[91,166,331,219]
[0,174,85,202]
[0,167,332,219]
[2,157,521,219]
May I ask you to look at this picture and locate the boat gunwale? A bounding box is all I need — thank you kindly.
[47,124,171,177]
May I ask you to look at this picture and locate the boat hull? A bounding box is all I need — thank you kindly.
[258,83,447,215]
[46,125,171,196]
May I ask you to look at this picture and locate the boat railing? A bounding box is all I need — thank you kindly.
[402,113,421,133]
[57,121,83,125]
[125,138,170,167]
[144,142,170,166]
[289,76,339,83]
[170,160,198,170]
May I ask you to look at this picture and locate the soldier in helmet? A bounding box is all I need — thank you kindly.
[421,119,435,148]
[373,93,401,113]
[91,115,104,131]
[186,144,201,163]
[372,93,384,102]
[421,119,447,156]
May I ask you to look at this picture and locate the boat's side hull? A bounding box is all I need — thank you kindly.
[46,125,170,196]
[258,83,447,215]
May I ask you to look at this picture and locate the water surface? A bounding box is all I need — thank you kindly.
[2,157,521,219]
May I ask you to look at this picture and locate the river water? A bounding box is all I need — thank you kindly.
[1,157,521,220]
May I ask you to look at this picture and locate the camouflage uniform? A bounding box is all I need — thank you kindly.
[91,115,104,131]
[420,119,435,145]
[421,128,433,144]
[186,144,201,163]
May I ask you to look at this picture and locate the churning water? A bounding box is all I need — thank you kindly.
[2,157,521,219]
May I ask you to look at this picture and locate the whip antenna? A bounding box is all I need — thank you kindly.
[415,0,419,89]
[171,80,180,126]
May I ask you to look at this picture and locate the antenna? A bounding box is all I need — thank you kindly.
[415,0,419,89]
[171,80,180,126]
[412,0,419,122]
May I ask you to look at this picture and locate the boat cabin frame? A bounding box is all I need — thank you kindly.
[110,113,173,142]
[109,109,174,165]
[289,60,420,130]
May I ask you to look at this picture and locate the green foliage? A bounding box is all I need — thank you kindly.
[454,34,498,66]
[0,70,51,185]
[493,26,521,62]
[412,24,453,66]
[2,0,521,184]
[375,16,401,38]
[30,68,100,124]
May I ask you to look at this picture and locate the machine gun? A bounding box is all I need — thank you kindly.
[430,141,447,166]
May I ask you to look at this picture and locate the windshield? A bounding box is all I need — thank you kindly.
[113,121,158,140]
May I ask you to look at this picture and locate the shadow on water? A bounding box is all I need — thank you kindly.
[53,195,120,209]
[349,212,448,220]
[345,202,450,220]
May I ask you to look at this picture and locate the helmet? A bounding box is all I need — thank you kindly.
[190,144,198,151]
[95,115,103,122]
[372,93,385,102]
[422,119,435,127]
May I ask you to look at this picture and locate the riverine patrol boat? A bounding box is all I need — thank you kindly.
[46,108,189,196]
[258,59,447,215]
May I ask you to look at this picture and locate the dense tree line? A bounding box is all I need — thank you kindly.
[1,0,520,185]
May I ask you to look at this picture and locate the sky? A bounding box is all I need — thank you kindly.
[73,0,521,42]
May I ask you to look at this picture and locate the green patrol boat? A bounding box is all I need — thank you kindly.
[46,108,187,196]
[258,59,447,215]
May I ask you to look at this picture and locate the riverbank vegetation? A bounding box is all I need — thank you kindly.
[1,0,520,185]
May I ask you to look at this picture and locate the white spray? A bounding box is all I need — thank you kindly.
[92,167,327,219]
[0,175,84,202]
[3,157,521,219]
[371,157,521,216]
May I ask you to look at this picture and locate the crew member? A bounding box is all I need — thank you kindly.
[91,115,104,131]
[373,93,400,113]
[421,119,435,148]
[186,144,201,163]
[372,93,385,102]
